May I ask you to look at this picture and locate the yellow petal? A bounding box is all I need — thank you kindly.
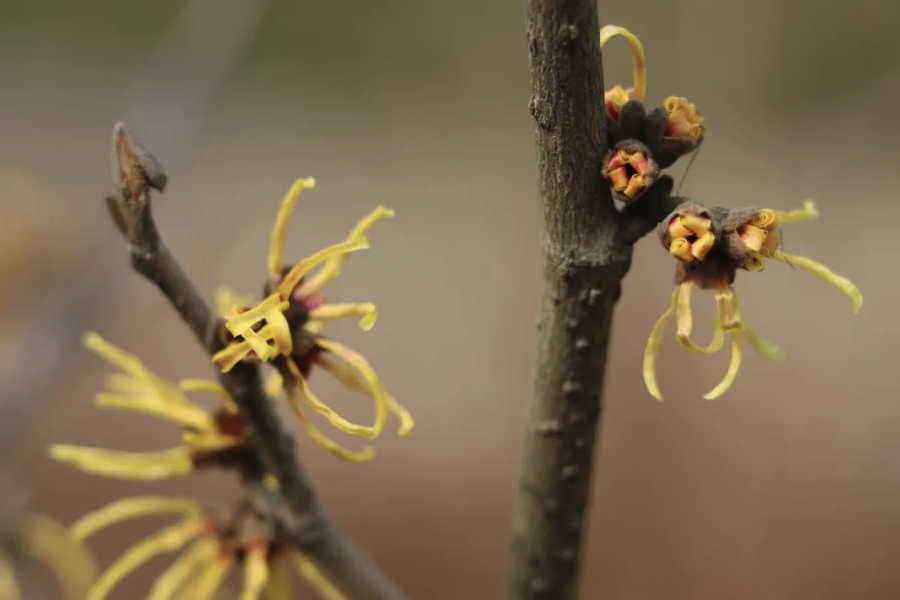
[283,382,374,464]
[315,340,392,438]
[263,562,292,600]
[294,552,349,600]
[306,319,324,335]
[225,296,281,335]
[691,230,715,260]
[643,287,678,401]
[147,540,218,600]
[680,214,711,236]
[267,177,317,279]
[0,555,21,600]
[215,287,257,320]
[182,431,242,451]
[83,332,149,381]
[297,206,395,297]
[264,371,284,400]
[308,303,378,332]
[774,200,818,224]
[599,25,647,99]
[774,251,864,313]
[239,546,270,600]
[94,394,214,431]
[675,283,725,354]
[49,445,194,480]
[284,358,379,439]
[317,352,414,436]
[744,325,786,361]
[669,238,693,262]
[179,379,239,413]
[20,514,99,600]
[213,342,254,373]
[70,496,202,542]
[750,208,778,230]
[703,331,744,400]
[189,556,233,600]
[278,237,371,298]
[87,518,205,600]
[739,225,768,253]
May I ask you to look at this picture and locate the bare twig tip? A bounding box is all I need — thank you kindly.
[111,122,168,196]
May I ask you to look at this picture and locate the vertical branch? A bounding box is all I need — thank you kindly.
[508,0,628,599]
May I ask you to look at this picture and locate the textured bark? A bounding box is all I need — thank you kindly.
[507,1,630,599]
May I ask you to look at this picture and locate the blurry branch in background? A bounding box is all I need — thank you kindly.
[507,0,685,598]
[105,123,408,600]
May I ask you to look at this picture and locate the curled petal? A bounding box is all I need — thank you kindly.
[225,295,291,359]
[179,379,238,413]
[297,205,396,297]
[86,518,205,600]
[643,287,678,401]
[599,25,647,99]
[675,283,725,354]
[265,371,284,399]
[774,251,864,313]
[309,302,378,331]
[189,556,233,600]
[745,325,786,361]
[215,287,257,320]
[750,209,778,230]
[604,85,630,118]
[316,339,393,437]
[703,331,744,400]
[94,394,214,431]
[285,359,379,439]
[774,199,819,224]
[317,352,414,436]
[267,177,317,279]
[669,238,693,262]
[745,253,766,272]
[263,562,293,600]
[680,214,711,236]
[70,496,202,542]
[294,552,349,600]
[49,445,194,481]
[240,545,270,600]
[691,231,716,260]
[84,333,189,406]
[282,361,374,463]
[279,237,371,298]
[212,341,254,372]
[20,514,99,600]
[739,225,768,253]
[147,540,218,600]
[182,431,242,452]
[607,167,630,192]
[622,175,647,198]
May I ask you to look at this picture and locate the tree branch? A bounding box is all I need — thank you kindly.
[107,122,408,600]
[508,1,631,599]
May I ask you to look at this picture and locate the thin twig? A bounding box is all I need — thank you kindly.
[507,2,681,599]
[106,123,409,600]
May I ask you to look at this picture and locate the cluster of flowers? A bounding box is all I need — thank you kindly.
[33,180,412,599]
[598,25,863,400]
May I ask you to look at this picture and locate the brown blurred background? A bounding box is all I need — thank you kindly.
[1,0,899,598]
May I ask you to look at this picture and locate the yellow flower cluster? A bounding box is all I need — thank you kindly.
[644,200,864,400]
[212,178,413,463]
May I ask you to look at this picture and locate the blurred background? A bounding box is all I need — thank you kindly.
[1,0,898,598]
